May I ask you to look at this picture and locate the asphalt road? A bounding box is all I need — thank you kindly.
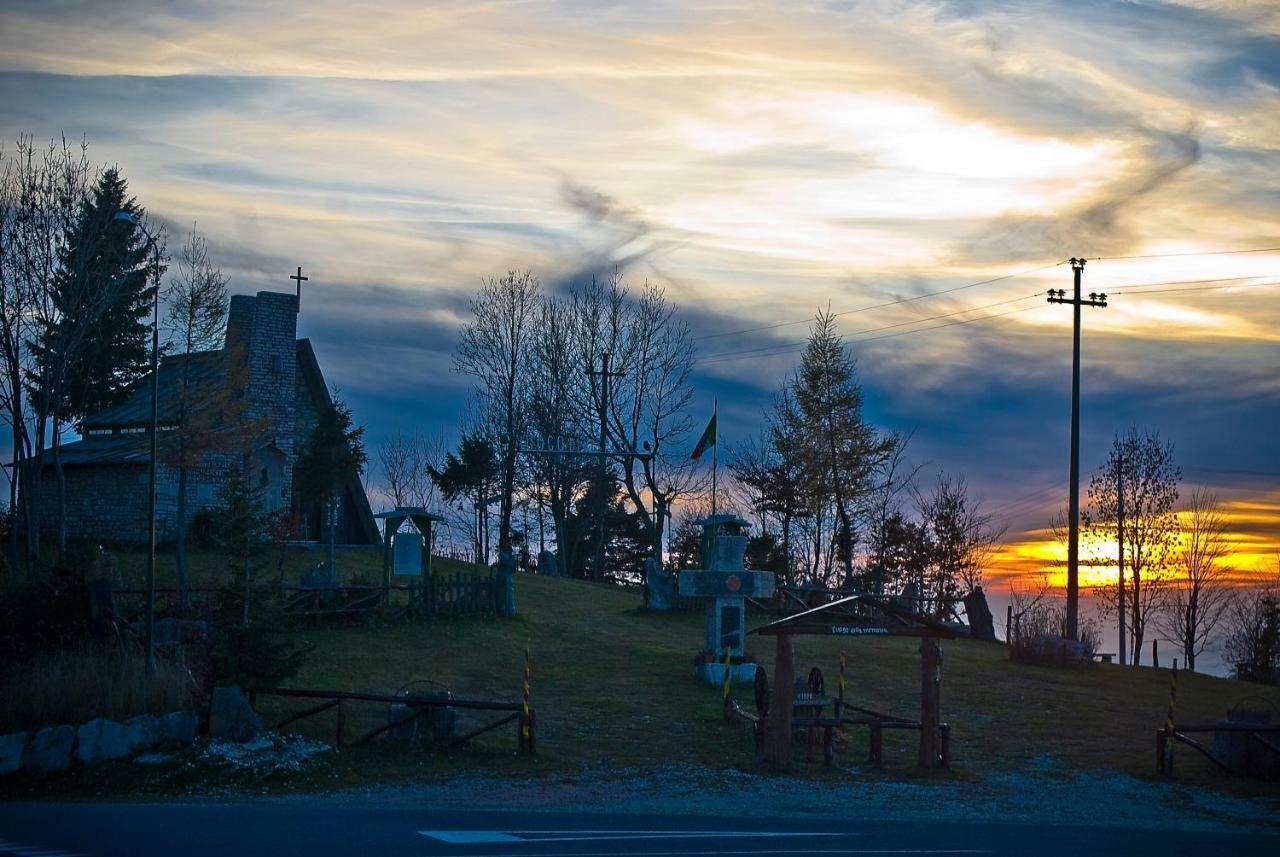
[0,803,1274,857]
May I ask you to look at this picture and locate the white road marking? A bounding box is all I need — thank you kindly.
[419,830,850,844]
[475,851,992,856]
[423,832,524,844]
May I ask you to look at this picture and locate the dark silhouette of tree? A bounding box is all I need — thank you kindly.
[791,309,891,587]
[915,474,1002,614]
[162,225,229,605]
[1085,427,1180,666]
[455,270,540,557]
[28,165,159,554]
[1224,556,1279,684]
[293,395,367,537]
[0,134,92,572]
[430,434,497,566]
[1157,487,1234,672]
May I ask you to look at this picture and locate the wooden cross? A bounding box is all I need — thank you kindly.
[290,266,308,308]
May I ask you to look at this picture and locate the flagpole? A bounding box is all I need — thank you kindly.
[711,397,718,516]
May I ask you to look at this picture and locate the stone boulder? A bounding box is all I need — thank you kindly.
[962,587,997,642]
[1030,633,1092,665]
[644,556,674,611]
[208,686,262,742]
[0,732,28,775]
[75,719,132,765]
[23,725,75,776]
[157,711,199,747]
[122,714,160,754]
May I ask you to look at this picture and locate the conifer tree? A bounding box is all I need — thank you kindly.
[790,310,890,586]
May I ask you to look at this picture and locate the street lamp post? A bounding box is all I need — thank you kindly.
[114,210,160,676]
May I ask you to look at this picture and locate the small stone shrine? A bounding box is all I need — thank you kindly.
[677,514,775,686]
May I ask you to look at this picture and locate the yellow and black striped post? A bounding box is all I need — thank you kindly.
[520,645,535,754]
[837,653,846,718]
[1161,661,1177,775]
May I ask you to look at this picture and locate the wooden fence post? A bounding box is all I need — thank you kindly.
[920,637,943,769]
[763,633,794,768]
[335,699,346,748]
[869,723,883,766]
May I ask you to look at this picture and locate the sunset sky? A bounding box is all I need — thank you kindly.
[2,0,1277,585]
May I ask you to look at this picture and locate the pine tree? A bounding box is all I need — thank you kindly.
[27,166,157,553]
[791,310,889,586]
[30,167,155,421]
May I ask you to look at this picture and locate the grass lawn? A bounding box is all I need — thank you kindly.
[8,550,1280,798]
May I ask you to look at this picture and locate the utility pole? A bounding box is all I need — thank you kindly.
[1047,258,1107,640]
[1116,450,1127,666]
[585,352,625,581]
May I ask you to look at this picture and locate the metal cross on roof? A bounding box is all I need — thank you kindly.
[290,266,308,308]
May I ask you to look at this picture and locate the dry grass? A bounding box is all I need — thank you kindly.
[0,646,196,733]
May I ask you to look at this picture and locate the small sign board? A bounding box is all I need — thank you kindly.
[392,532,424,576]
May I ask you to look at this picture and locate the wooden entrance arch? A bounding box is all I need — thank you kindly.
[749,594,958,769]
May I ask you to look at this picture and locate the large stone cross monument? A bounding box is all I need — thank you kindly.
[678,514,775,684]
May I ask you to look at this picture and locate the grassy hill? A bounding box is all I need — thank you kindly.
[15,548,1280,797]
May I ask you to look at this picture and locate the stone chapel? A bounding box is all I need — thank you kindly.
[44,288,379,545]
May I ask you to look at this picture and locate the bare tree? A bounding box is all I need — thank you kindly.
[1158,487,1235,672]
[0,135,93,570]
[455,270,540,557]
[524,295,592,575]
[572,272,697,568]
[161,225,229,602]
[913,474,1004,617]
[378,429,443,510]
[1085,428,1180,666]
[1223,556,1280,683]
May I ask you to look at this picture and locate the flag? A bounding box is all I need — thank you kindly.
[690,412,716,460]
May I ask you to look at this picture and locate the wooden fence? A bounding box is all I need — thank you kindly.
[250,686,534,753]
[111,572,499,623]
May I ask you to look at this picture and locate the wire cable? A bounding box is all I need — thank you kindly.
[694,261,1066,342]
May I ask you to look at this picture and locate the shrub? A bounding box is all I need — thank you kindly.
[0,645,194,733]
[0,547,97,661]
[1009,599,1099,666]
[211,624,308,690]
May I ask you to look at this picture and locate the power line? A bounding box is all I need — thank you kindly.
[694,261,1066,342]
[698,291,1045,363]
[1108,279,1279,296]
[1089,247,1280,261]
[697,273,1280,367]
[697,247,1280,345]
[698,295,1049,365]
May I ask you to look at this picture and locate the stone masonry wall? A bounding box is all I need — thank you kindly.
[245,292,299,509]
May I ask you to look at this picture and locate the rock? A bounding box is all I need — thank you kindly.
[1030,633,1091,665]
[23,725,74,776]
[0,732,28,775]
[644,556,674,611]
[208,685,262,742]
[75,719,131,765]
[537,550,560,577]
[962,586,997,642]
[122,714,160,754]
[156,711,199,746]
